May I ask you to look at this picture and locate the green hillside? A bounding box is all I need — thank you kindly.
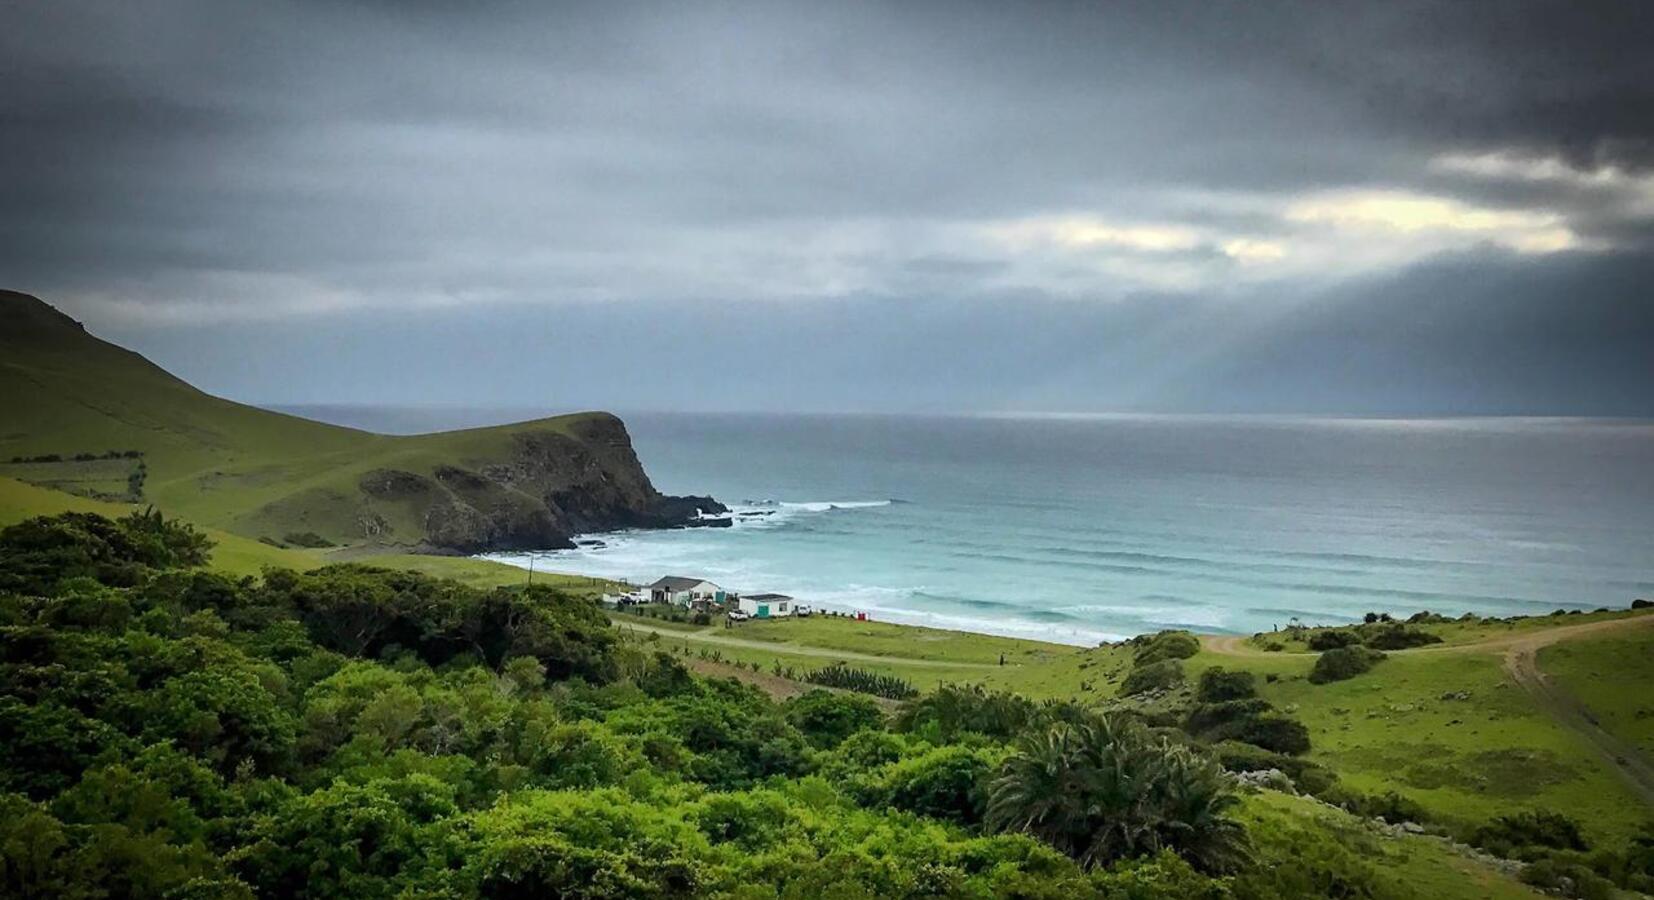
[0,290,711,554]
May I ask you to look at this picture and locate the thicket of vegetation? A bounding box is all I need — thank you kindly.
[1308,646,1387,684]
[2,510,1649,898]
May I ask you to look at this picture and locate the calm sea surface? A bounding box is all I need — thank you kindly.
[282,408,1654,645]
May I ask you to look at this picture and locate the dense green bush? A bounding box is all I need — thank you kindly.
[895,683,1037,741]
[872,743,996,825]
[1471,810,1589,854]
[280,531,335,548]
[1519,857,1615,900]
[1359,624,1443,650]
[784,689,884,749]
[987,714,1249,873]
[1196,666,1257,703]
[1132,630,1201,665]
[1186,699,1311,755]
[1308,646,1387,684]
[1122,658,1185,696]
[1307,629,1361,651]
[0,509,209,594]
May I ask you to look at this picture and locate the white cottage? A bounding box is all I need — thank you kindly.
[738,592,795,618]
[647,576,726,607]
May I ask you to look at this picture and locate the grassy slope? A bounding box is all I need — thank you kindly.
[0,291,604,548]
[624,610,1654,846]
[1541,630,1654,758]
[1230,646,1646,843]
[1247,609,1645,653]
[1239,792,1542,899]
[0,476,605,593]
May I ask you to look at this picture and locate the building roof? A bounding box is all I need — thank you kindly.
[744,592,792,601]
[648,576,717,591]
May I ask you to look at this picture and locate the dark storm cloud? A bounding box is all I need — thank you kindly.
[1,0,1650,413]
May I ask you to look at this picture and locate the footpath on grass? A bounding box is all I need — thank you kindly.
[1206,614,1654,808]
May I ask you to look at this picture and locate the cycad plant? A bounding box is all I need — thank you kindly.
[985,715,1249,873]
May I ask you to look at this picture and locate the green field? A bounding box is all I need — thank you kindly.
[1542,631,1654,758]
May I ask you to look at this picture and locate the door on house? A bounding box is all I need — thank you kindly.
[757,604,770,618]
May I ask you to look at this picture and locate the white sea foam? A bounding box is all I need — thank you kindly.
[777,500,893,512]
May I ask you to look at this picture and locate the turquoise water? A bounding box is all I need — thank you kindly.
[466,413,1654,645]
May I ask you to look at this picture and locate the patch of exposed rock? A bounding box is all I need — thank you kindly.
[355,413,725,553]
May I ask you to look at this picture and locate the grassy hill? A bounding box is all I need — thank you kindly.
[0,289,716,554]
[624,607,1654,851]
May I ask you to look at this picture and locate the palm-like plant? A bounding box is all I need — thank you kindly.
[986,714,1250,873]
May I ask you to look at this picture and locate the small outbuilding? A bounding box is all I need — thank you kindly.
[647,576,726,607]
[738,592,795,618]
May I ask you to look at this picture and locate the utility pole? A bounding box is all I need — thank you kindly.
[527,554,535,587]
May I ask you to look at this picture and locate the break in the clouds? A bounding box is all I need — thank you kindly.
[2,1,1651,414]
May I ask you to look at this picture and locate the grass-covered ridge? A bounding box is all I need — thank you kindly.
[0,290,711,555]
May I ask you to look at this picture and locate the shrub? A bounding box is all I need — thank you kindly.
[1121,658,1185,696]
[1186,699,1273,735]
[281,531,335,548]
[1337,789,1429,825]
[1520,858,1615,900]
[1308,647,1385,684]
[1472,810,1589,854]
[1359,623,1443,650]
[894,684,1037,741]
[1633,598,1652,610]
[1306,629,1360,651]
[784,689,884,749]
[1196,667,1256,703]
[1132,630,1200,665]
[1226,713,1311,756]
[987,715,1249,872]
[1187,700,1311,755]
[876,744,995,825]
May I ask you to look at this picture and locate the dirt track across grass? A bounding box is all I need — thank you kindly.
[1205,615,1654,808]
[1503,623,1654,807]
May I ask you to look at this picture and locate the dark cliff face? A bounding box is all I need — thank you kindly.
[371,413,726,554]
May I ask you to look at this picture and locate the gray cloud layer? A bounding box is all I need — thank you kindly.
[3,1,1651,414]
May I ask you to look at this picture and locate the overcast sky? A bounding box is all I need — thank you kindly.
[4,0,1652,415]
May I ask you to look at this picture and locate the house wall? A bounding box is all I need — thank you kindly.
[738,597,793,617]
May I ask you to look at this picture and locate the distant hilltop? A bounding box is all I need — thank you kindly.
[0,289,724,553]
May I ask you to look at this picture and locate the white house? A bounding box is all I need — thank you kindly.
[647,576,726,607]
[738,592,795,618]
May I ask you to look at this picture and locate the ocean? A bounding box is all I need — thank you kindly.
[282,408,1654,646]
